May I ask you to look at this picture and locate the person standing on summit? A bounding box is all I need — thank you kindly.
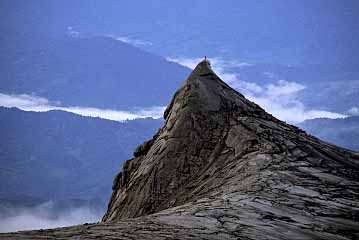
[204,56,211,68]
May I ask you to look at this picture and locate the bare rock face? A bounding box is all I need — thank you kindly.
[2,60,359,240]
[100,60,359,238]
[102,59,272,221]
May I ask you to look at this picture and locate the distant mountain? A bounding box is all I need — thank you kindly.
[1,1,358,114]
[298,116,359,151]
[1,1,358,65]
[0,107,162,208]
[0,35,190,109]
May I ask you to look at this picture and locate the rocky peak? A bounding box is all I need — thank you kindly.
[102,59,269,221]
[164,59,263,119]
[101,59,359,240]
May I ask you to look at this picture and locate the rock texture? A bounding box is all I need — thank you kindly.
[2,60,359,240]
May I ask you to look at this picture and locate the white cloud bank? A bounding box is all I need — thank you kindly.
[348,107,359,116]
[108,35,153,47]
[167,57,346,123]
[66,26,80,37]
[0,202,101,233]
[0,93,165,121]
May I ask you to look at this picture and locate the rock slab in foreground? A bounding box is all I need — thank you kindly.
[2,60,359,240]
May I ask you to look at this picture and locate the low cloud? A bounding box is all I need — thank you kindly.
[109,35,153,47]
[221,79,345,123]
[167,56,346,123]
[0,201,101,233]
[348,107,359,116]
[66,26,80,37]
[0,93,165,121]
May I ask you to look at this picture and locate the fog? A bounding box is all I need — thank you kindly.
[0,201,102,233]
[0,93,165,121]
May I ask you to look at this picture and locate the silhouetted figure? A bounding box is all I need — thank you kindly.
[204,56,211,66]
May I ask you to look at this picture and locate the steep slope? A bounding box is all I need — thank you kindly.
[102,59,274,220]
[103,60,359,238]
[298,116,359,151]
[2,60,359,239]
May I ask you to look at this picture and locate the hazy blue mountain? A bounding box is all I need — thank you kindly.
[0,34,190,109]
[1,0,358,65]
[298,116,359,151]
[0,107,163,208]
[1,1,358,114]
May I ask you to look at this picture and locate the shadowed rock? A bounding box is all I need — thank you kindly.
[2,60,359,240]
